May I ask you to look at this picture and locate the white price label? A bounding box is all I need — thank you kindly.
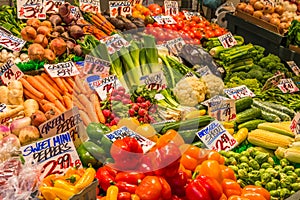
[196,120,237,151]
[84,55,110,77]
[140,71,167,91]
[0,28,26,52]
[262,72,285,91]
[201,95,229,107]
[100,34,130,54]
[0,103,7,113]
[287,61,300,76]
[195,65,212,77]
[208,99,236,121]
[45,61,80,78]
[86,74,101,90]
[152,15,177,25]
[218,32,237,48]
[0,60,24,85]
[109,1,132,18]
[182,10,201,20]
[105,126,156,153]
[164,1,179,16]
[261,0,275,6]
[277,78,299,93]
[94,75,122,100]
[44,0,64,13]
[79,0,101,13]
[166,37,185,55]
[290,112,300,135]
[17,0,46,19]
[224,85,255,100]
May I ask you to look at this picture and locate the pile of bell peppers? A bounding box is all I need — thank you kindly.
[95,130,271,200]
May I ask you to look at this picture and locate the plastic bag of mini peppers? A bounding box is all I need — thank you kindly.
[96,130,271,200]
[38,165,96,200]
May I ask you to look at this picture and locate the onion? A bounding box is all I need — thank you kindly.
[34,34,48,48]
[270,17,281,26]
[27,18,40,29]
[28,43,45,61]
[253,10,264,18]
[37,26,51,36]
[261,13,272,21]
[40,20,52,30]
[254,1,264,10]
[244,4,255,14]
[236,2,247,11]
[263,4,275,14]
[291,3,298,12]
[0,125,10,137]
[249,0,258,6]
[275,5,285,15]
[10,117,31,136]
[2,134,20,148]
[279,22,289,30]
[18,126,40,145]
[21,26,37,41]
[272,13,280,18]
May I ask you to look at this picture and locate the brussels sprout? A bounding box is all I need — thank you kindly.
[279,173,288,180]
[271,179,280,187]
[291,183,300,191]
[268,157,275,166]
[265,168,278,178]
[261,163,272,169]
[239,156,249,164]
[283,166,294,173]
[265,182,277,191]
[255,180,262,187]
[219,150,227,156]
[279,188,290,198]
[226,157,237,165]
[247,147,257,156]
[295,168,300,177]
[287,175,296,183]
[228,165,239,173]
[233,152,240,160]
[261,173,272,184]
[249,159,260,170]
[286,171,298,179]
[248,170,261,182]
[270,189,280,197]
[297,177,300,183]
[255,153,269,164]
[240,151,250,157]
[280,158,290,167]
[291,190,296,195]
[238,169,248,179]
[259,168,266,175]
[248,167,253,172]
[280,178,290,188]
[274,165,282,172]
[238,163,249,170]
[237,179,247,188]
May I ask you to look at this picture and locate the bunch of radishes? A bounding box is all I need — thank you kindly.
[128,96,157,124]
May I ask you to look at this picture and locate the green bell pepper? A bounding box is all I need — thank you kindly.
[76,144,100,168]
[86,122,111,140]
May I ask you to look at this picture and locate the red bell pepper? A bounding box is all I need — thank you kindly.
[185,179,211,200]
[197,175,223,200]
[96,165,118,191]
[115,172,145,185]
[118,192,131,200]
[110,137,143,170]
[166,171,188,197]
[115,181,138,194]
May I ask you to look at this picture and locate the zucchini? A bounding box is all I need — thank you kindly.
[253,100,291,121]
[261,101,296,118]
[260,109,281,122]
[237,119,266,131]
[235,97,253,113]
[235,107,261,124]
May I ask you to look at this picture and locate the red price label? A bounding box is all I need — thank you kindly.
[44,0,64,13]
[17,0,46,19]
[109,1,132,17]
[277,78,299,93]
[212,133,237,151]
[0,60,24,85]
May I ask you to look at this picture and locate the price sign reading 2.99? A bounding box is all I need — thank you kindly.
[17,0,46,19]
[109,1,132,18]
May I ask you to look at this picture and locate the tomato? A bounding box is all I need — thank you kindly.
[176,21,184,30]
[189,21,197,28]
[205,30,215,38]
[188,31,195,39]
[193,38,200,45]
[182,26,190,33]
[163,24,172,29]
[195,31,202,39]
[153,22,162,28]
[157,31,166,41]
[214,28,223,37]
[146,24,153,28]
[197,22,206,28]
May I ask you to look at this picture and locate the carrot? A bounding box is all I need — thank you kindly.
[41,102,56,112]
[65,77,75,88]
[61,78,73,94]
[53,77,68,94]
[73,84,81,94]
[23,89,43,102]
[96,13,115,30]
[35,75,63,101]
[79,110,92,126]
[25,76,57,102]
[20,78,45,99]
[41,73,62,94]
[54,99,67,112]
[90,94,106,124]
[75,76,86,94]
[63,95,73,110]
[78,94,99,122]
[83,81,93,97]
[91,17,112,34]
[73,96,85,110]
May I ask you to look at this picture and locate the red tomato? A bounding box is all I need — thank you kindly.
[176,21,184,30]
[193,38,200,45]
[214,28,223,37]
[171,24,177,31]
[189,21,197,28]
[188,31,195,39]
[146,24,153,28]
[195,31,202,39]
[198,22,206,28]
[205,26,213,31]
[153,22,162,28]
[163,24,172,29]
[205,30,215,38]
[182,26,190,33]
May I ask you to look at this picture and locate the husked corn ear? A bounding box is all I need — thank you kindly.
[289,141,300,149]
[295,135,300,142]
[257,122,294,137]
[276,147,300,163]
[183,110,206,120]
[248,129,294,150]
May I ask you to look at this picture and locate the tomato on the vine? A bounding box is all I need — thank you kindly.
[193,38,201,45]
[175,21,184,30]
[194,31,202,39]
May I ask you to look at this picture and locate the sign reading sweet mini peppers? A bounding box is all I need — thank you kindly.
[17,0,46,19]
[0,60,24,85]
[44,61,80,78]
[21,131,82,179]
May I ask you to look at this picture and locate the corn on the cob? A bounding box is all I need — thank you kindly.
[233,128,248,144]
[275,147,300,163]
[183,110,206,120]
[248,129,294,150]
[295,134,300,142]
[221,121,235,129]
[289,141,300,149]
[226,128,235,135]
[257,122,295,137]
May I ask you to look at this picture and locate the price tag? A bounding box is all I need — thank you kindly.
[140,71,167,91]
[164,1,179,16]
[0,103,7,113]
[182,10,201,20]
[94,75,122,101]
[196,120,237,151]
[152,15,177,25]
[201,95,229,107]
[105,126,156,153]
[0,60,24,85]
[0,28,26,52]
[109,1,132,18]
[262,72,285,91]
[184,72,196,79]
[166,37,185,55]
[69,6,83,21]
[21,132,82,179]
[84,55,110,77]
[290,112,300,135]
[194,65,212,77]
[100,34,130,54]
[277,78,299,93]
[45,61,80,78]
[86,74,101,90]
[38,107,88,148]
[287,61,300,76]
[44,0,64,13]
[218,32,237,48]
[17,0,46,19]
[79,0,101,13]
[129,0,143,5]
[224,85,255,100]
[208,99,236,121]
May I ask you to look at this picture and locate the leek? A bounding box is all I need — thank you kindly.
[143,35,160,73]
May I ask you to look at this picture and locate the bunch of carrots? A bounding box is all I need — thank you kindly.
[20,73,106,126]
[78,18,108,40]
[91,13,115,35]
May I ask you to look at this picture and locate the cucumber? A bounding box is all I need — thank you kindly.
[235,97,253,113]
[261,101,296,118]
[235,107,261,124]
[261,109,281,122]
[237,119,266,131]
[253,100,291,121]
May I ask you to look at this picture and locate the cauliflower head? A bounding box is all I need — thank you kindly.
[202,74,225,98]
[173,76,207,106]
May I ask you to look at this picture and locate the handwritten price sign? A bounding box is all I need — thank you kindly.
[69,6,83,21]
[140,71,167,91]
[287,61,300,76]
[201,95,229,107]
[152,15,177,25]
[208,99,236,121]
[129,0,143,5]
[218,32,237,48]
[21,132,82,179]
[17,0,46,19]
[196,120,237,151]
[182,10,201,20]
[166,37,185,55]
[0,28,26,52]
[94,75,122,100]
[44,0,64,13]
[277,78,299,93]
[79,0,100,13]
[84,55,110,77]
[164,1,179,16]
[262,72,285,91]
[109,1,132,18]
[100,34,130,54]
[0,60,24,85]
[224,85,255,100]
[45,61,80,78]
[290,112,300,135]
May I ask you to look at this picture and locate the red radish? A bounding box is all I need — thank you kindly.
[102,109,111,118]
[138,109,147,116]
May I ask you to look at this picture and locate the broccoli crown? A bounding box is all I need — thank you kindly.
[224,71,249,83]
[225,77,261,92]
[248,69,264,81]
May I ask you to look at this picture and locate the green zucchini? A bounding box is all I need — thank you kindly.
[261,109,281,122]
[237,119,266,131]
[235,107,261,124]
[235,97,253,113]
[253,100,291,121]
[261,101,296,118]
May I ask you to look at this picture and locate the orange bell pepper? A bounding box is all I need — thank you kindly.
[242,186,270,200]
[228,196,249,200]
[179,145,209,171]
[207,150,225,165]
[241,191,267,200]
[179,164,192,179]
[220,165,237,181]
[222,179,242,198]
[155,130,185,148]
[195,160,223,184]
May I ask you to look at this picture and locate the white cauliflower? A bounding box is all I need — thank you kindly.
[173,76,207,106]
[201,74,225,98]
